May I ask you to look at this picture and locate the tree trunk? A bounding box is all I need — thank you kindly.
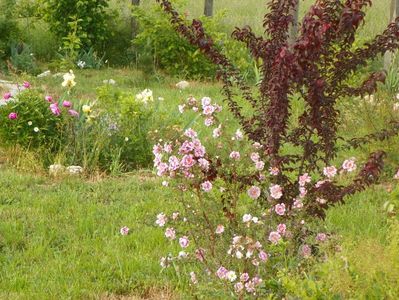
[204,0,214,17]
[131,0,140,39]
[288,2,299,46]
[384,0,399,70]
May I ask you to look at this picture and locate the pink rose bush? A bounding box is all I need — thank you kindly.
[153,95,361,296]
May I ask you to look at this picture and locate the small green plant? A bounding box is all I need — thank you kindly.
[9,43,40,74]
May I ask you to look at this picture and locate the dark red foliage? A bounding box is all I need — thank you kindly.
[156,0,399,216]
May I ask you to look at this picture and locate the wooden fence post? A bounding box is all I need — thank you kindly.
[131,0,140,39]
[384,0,399,70]
[204,0,214,17]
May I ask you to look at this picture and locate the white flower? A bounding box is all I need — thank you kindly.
[124,137,129,142]
[226,271,237,282]
[176,80,189,90]
[62,70,76,88]
[28,121,33,126]
[77,60,86,69]
[33,127,39,132]
[136,89,153,104]
[242,214,252,223]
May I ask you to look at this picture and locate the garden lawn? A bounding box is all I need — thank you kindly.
[0,169,180,299]
[0,166,397,299]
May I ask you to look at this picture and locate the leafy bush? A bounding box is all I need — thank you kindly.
[132,3,253,79]
[151,0,399,297]
[42,0,110,52]
[0,88,66,149]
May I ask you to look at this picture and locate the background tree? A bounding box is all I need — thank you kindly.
[131,0,140,39]
[204,0,213,17]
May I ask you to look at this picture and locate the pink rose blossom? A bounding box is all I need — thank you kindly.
[155,213,167,227]
[179,236,190,248]
[201,97,211,107]
[274,203,286,216]
[250,152,260,162]
[215,224,224,234]
[8,112,17,120]
[201,181,213,192]
[268,231,281,244]
[301,244,312,258]
[258,251,268,262]
[216,266,228,279]
[168,156,180,171]
[269,167,280,176]
[203,104,215,116]
[240,273,249,282]
[120,226,129,235]
[299,173,311,186]
[184,128,197,138]
[181,154,195,168]
[234,282,244,293]
[165,227,176,240]
[198,158,210,170]
[194,145,206,158]
[179,141,194,154]
[255,161,265,170]
[323,166,337,178]
[247,186,261,200]
[212,125,222,138]
[277,223,286,234]
[269,184,283,199]
[342,158,356,172]
[316,233,327,242]
[229,151,240,160]
[204,117,214,127]
[152,144,162,155]
[156,162,168,176]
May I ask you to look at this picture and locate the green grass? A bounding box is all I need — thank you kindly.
[0,169,180,299]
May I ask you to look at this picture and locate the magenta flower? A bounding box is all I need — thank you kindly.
[45,95,53,102]
[316,233,327,242]
[50,103,61,116]
[3,92,11,100]
[8,112,18,120]
[62,101,72,108]
[301,244,312,258]
[240,273,249,282]
[68,109,79,117]
[258,251,268,262]
[23,81,31,89]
